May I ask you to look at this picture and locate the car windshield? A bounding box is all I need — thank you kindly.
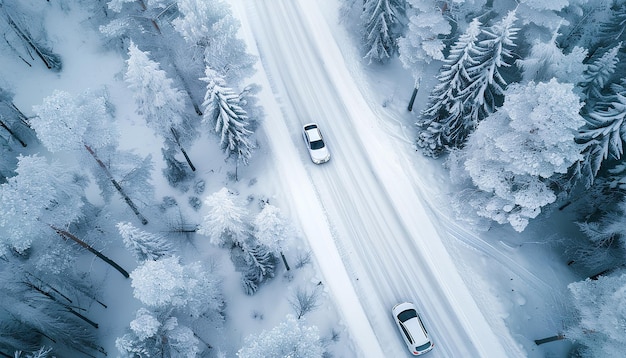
[397,309,417,323]
[310,139,325,150]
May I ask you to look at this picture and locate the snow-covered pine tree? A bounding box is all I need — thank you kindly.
[581,43,621,101]
[117,221,174,262]
[397,0,451,79]
[361,0,405,64]
[463,10,519,124]
[417,12,519,157]
[239,241,277,295]
[578,93,626,181]
[198,187,249,247]
[417,18,482,157]
[453,79,586,232]
[566,272,626,358]
[237,314,324,358]
[201,67,255,173]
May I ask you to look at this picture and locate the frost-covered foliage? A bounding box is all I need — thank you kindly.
[574,198,626,271]
[116,309,200,358]
[253,204,293,255]
[201,68,254,166]
[581,43,621,101]
[32,89,116,153]
[567,272,626,358]
[450,79,586,231]
[130,256,223,318]
[237,314,324,358]
[516,30,587,84]
[174,0,256,85]
[397,0,451,78]
[515,0,587,31]
[578,93,626,182]
[418,12,519,157]
[361,0,406,63]
[0,264,98,356]
[238,242,277,295]
[125,41,187,138]
[0,2,62,71]
[0,155,84,255]
[198,187,249,247]
[117,221,174,262]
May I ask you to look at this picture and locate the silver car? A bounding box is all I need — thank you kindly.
[302,123,330,164]
[392,302,434,355]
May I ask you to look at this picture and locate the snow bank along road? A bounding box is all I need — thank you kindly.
[234,0,512,356]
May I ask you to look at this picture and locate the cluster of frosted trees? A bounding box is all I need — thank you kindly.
[351,0,626,356]
[0,0,272,356]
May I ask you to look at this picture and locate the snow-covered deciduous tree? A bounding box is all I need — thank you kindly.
[125,41,196,170]
[32,89,150,225]
[116,308,201,358]
[237,314,324,358]
[516,30,587,84]
[0,3,62,71]
[361,0,405,64]
[117,221,174,262]
[198,187,249,247]
[130,256,223,318]
[174,0,255,85]
[398,0,451,79]
[125,40,185,137]
[452,79,586,231]
[253,204,293,255]
[0,155,84,255]
[201,68,255,173]
[566,272,626,358]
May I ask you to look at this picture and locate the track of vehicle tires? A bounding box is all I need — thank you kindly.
[238,1,513,357]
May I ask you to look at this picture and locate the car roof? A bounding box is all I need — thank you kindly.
[403,314,430,346]
[394,302,430,346]
[304,125,323,142]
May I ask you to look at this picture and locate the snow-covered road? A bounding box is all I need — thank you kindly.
[233,0,513,356]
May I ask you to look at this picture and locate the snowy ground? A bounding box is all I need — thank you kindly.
[1,0,581,357]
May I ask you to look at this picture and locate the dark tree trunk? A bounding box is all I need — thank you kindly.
[281,251,290,271]
[534,334,565,345]
[170,127,196,171]
[52,225,130,278]
[84,144,149,225]
[0,118,27,147]
[170,62,203,116]
[408,78,421,112]
[408,87,418,112]
[25,281,99,329]
[2,8,61,71]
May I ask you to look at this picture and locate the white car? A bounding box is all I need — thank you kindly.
[302,123,330,164]
[392,302,434,356]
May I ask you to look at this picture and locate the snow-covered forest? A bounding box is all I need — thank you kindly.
[2,0,626,357]
[353,0,626,356]
[0,0,338,357]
